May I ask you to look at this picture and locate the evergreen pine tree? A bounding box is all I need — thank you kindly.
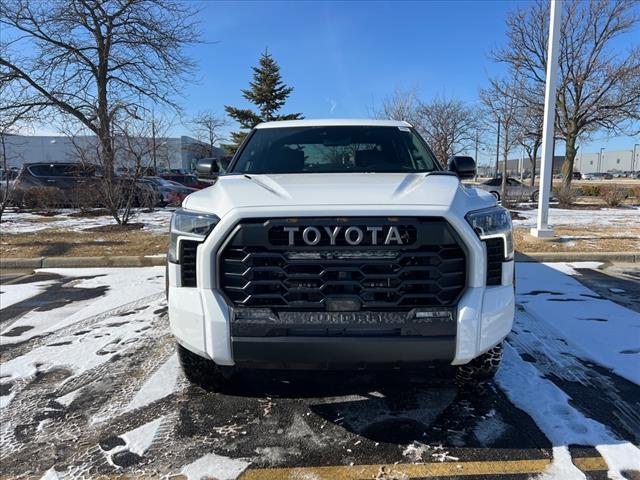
[224,50,302,152]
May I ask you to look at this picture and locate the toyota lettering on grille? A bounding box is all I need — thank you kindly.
[283,225,404,246]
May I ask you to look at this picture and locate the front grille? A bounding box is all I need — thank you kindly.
[219,217,467,310]
[180,240,199,287]
[485,238,504,285]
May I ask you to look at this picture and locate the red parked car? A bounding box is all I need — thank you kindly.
[159,173,210,190]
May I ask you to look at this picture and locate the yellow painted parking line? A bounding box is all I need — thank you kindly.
[240,456,610,479]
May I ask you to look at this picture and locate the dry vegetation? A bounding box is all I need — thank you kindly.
[513,226,640,253]
[1,229,168,258]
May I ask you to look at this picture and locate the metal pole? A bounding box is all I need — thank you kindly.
[474,130,479,181]
[632,144,638,172]
[531,0,562,238]
[152,117,157,174]
[495,118,501,178]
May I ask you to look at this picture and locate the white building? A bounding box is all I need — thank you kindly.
[1,134,221,171]
[495,148,639,176]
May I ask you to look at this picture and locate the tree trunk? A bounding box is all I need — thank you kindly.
[562,133,578,188]
[530,142,539,187]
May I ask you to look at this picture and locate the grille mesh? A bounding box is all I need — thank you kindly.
[219,218,466,310]
[180,240,199,287]
[485,238,504,285]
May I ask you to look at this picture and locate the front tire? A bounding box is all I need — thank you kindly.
[455,342,503,388]
[177,343,229,391]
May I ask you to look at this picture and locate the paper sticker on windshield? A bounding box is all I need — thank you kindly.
[398,126,411,132]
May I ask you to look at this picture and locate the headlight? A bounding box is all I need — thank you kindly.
[168,208,219,263]
[465,206,513,260]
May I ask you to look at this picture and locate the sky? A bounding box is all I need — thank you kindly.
[28,0,640,166]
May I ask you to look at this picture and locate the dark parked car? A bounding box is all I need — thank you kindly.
[16,162,98,190]
[16,162,158,207]
[159,173,210,190]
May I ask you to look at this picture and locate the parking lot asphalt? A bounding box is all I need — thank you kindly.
[0,264,638,479]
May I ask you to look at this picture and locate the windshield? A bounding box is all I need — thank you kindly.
[231,126,439,174]
[28,164,95,177]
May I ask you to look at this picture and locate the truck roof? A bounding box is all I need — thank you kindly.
[255,119,413,129]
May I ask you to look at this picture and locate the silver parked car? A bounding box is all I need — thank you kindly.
[476,177,539,202]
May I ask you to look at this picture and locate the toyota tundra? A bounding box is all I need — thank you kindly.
[167,119,514,388]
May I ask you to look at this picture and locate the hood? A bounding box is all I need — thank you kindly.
[183,173,494,216]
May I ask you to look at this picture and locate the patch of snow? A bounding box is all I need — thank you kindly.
[124,353,180,412]
[0,280,55,310]
[0,391,16,409]
[179,452,250,480]
[39,468,60,480]
[497,344,640,477]
[55,389,82,407]
[512,207,640,229]
[542,262,603,276]
[121,417,164,456]
[517,263,640,384]
[0,208,173,234]
[533,446,585,480]
[1,267,164,345]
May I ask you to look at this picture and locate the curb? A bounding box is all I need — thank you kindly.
[1,252,638,269]
[0,255,167,269]
[514,251,639,263]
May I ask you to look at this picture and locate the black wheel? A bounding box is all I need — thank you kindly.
[177,343,229,391]
[490,191,501,202]
[531,190,539,202]
[455,342,503,388]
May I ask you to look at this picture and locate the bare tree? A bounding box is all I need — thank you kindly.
[377,88,423,128]
[0,0,200,222]
[377,89,479,167]
[493,0,640,187]
[190,111,227,157]
[480,73,522,200]
[63,114,158,224]
[417,96,479,167]
[0,78,44,220]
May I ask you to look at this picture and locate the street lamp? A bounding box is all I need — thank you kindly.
[598,147,605,173]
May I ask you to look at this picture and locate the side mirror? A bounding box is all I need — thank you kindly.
[195,157,220,180]
[447,156,476,179]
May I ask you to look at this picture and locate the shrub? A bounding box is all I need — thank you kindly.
[67,186,101,211]
[599,184,628,207]
[23,186,66,211]
[579,185,601,197]
[553,186,578,207]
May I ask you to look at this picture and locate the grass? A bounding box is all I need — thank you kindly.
[513,226,640,253]
[1,229,168,258]
[2,225,638,258]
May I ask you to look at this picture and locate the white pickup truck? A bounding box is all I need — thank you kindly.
[167,119,514,389]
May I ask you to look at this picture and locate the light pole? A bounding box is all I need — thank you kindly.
[598,147,605,173]
[531,0,562,238]
[633,144,639,172]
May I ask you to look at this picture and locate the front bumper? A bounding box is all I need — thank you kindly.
[168,262,514,367]
[168,205,515,368]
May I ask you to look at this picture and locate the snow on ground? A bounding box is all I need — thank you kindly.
[512,206,640,229]
[498,344,640,478]
[517,262,640,384]
[179,453,250,480]
[0,268,165,398]
[0,267,164,345]
[123,353,180,413]
[0,280,56,310]
[0,208,173,234]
